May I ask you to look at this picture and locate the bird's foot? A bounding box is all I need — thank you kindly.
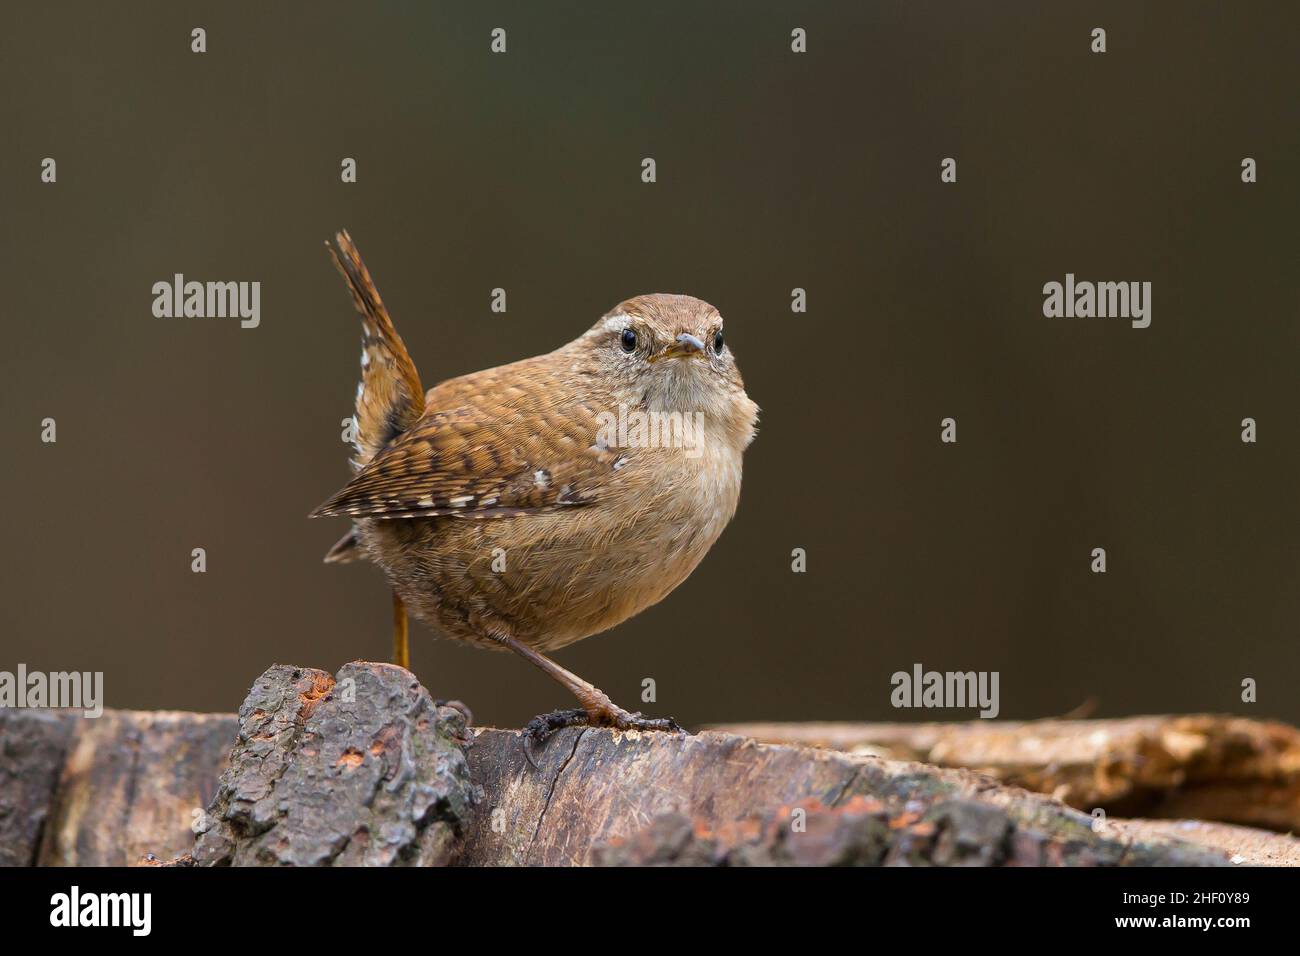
[599,708,687,736]
[521,708,587,768]
[523,707,590,743]
[521,704,687,767]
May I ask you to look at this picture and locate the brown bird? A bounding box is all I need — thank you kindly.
[312,231,758,743]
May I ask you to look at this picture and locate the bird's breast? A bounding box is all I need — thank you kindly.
[366,424,747,652]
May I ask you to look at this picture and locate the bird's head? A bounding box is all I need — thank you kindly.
[574,294,758,450]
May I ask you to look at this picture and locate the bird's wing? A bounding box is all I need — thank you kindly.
[327,230,425,469]
[309,391,623,520]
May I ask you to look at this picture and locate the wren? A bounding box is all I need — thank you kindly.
[312,231,758,745]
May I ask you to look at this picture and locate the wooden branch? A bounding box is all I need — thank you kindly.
[709,716,1300,832]
[3,665,1298,867]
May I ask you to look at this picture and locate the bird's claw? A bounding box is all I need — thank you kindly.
[614,711,687,735]
[521,708,588,768]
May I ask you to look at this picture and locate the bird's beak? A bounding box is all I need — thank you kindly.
[649,332,706,363]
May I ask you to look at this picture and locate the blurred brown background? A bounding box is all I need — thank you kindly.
[1,2,1297,728]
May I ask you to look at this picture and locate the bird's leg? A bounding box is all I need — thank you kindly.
[391,590,410,669]
[490,631,685,747]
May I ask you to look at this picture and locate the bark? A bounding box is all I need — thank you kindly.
[190,663,475,866]
[34,709,234,866]
[460,726,1229,866]
[708,716,1300,832]
[2,667,1297,867]
[1107,820,1300,867]
[0,709,76,865]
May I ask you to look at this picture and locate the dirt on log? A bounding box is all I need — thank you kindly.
[2,663,1298,866]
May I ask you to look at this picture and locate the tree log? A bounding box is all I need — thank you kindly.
[709,716,1300,832]
[0,708,236,866]
[461,726,1222,866]
[1107,819,1300,867]
[0,709,76,866]
[2,665,1298,866]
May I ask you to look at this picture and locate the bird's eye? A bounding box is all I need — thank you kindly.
[620,328,638,353]
[713,330,725,353]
